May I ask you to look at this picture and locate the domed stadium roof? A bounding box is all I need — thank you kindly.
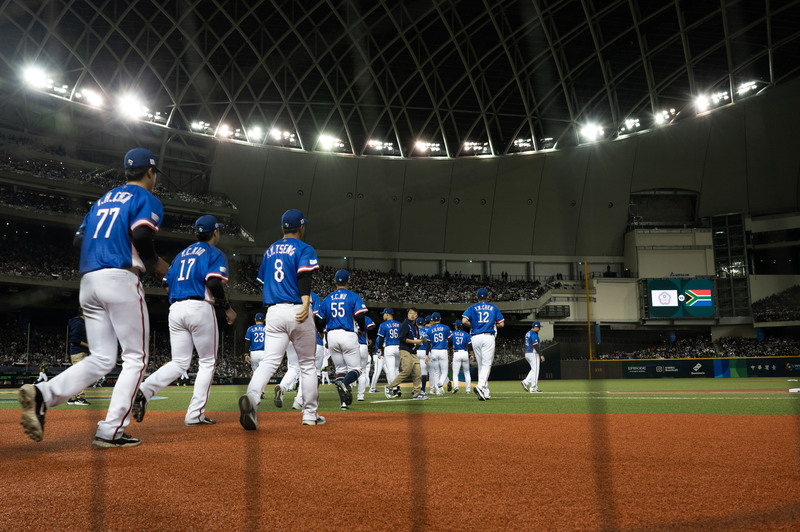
[1,0,798,156]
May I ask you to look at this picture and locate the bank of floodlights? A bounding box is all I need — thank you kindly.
[463,141,489,154]
[367,139,396,154]
[415,141,441,154]
[655,108,677,125]
[580,123,604,143]
[318,134,345,151]
[618,118,641,135]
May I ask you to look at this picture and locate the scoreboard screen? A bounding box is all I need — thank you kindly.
[647,279,715,318]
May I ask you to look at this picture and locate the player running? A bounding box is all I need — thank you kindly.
[449,321,473,394]
[426,312,452,395]
[521,321,545,393]
[239,209,323,428]
[372,308,400,392]
[462,287,504,401]
[315,269,368,410]
[19,147,169,448]
[133,215,236,426]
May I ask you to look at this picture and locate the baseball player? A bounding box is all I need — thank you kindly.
[418,316,431,394]
[244,313,267,372]
[67,311,91,405]
[315,269,368,410]
[19,147,169,449]
[239,209,324,428]
[35,366,48,384]
[372,307,400,392]
[384,307,426,399]
[449,321,472,394]
[462,287,504,401]
[522,322,545,393]
[133,214,237,426]
[426,312,452,395]
[356,315,376,401]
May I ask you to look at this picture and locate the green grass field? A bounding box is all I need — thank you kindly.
[4,377,799,415]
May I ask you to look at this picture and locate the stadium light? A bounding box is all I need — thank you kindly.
[695,95,711,112]
[248,127,263,141]
[75,88,104,108]
[655,108,676,125]
[618,118,640,135]
[117,93,148,120]
[580,123,604,142]
[22,66,48,89]
[463,141,489,154]
[217,124,233,138]
[737,81,757,96]
[415,141,441,153]
[319,134,344,150]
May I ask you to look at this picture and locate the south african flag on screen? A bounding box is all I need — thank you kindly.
[684,289,712,306]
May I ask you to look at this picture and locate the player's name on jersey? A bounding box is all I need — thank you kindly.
[181,246,207,257]
[266,243,298,257]
[329,292,347,301]
[96,190,134,206]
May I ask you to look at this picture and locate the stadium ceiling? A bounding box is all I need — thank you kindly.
[1,0,799,157]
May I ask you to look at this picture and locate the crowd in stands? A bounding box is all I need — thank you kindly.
[597,335,800,359]
[228,262,546,304]
[752,286,800,322]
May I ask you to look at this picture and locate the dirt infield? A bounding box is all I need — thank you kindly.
[3,410,800,531]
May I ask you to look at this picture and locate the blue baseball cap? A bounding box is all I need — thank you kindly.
[281,209,308,230]
[532,321,542,328]
[453,321,461,328]
[431,312,441,321]
[334,269,350,284]
[477,287,489,298]
[382,307,394,315]
[124,148,161,172]
[424,316,432,324]
[416,317,425,325]
[255,312,265,321]
[195,214,224,233]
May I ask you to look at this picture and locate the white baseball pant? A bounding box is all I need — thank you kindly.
[430,348,449,390]
[249,350,266,372]
[471,334,496,396]
[357,344,369,399]
[382,345,400,384]
[279,343,301,392]
[36,269,149,441]
[140,300,218,424]
[370,353,385,390]
[327,329,361,378]
[451,350,471,391]
[246,304,319,423]
[523,351,541,391]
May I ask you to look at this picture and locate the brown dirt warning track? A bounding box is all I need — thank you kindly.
[2,409,800,531]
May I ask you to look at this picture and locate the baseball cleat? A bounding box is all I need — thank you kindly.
[474,387,486,401]
[453,388,459,394]
[335,380,353,405]
[292,399,303,410]
[384,385,393,399]
[132,389,147,422]
[92,433,141,449]
[186,418,216,426]
[447,381,452,392]
[412,394,429,400]
[273,385,284,408]
[302,415,326,425]
[531,387,543,393]
[521,381,530,392]
[340,402,349,410]
[357,396,364,401]
[19,384,46,442]
[238,395,258,430]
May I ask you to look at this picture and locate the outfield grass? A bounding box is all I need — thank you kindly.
[4,377,798,415]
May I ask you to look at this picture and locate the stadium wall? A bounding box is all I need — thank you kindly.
[209,77,800,258]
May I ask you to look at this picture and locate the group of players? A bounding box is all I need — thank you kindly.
[17,146,545,450]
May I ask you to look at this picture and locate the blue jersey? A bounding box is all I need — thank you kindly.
[257,237,319,305]
[427,323,452,350]
[358,316,376,345]
[525,330,540,354]
[78,184,164,274]
[450,330,471,351]
[163,242,229,304]
[311,291,324,346]
[376,320,400,350]
[419,326,431,353]
[318,288,367,332]
[245,324,266,351]
[462,302,504,335]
